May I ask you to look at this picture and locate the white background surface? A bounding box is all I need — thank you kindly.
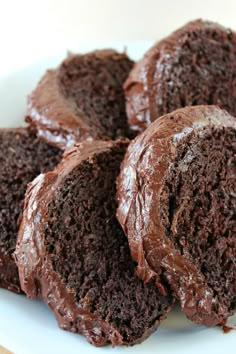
[1,0,236,76]
[0,1,236,353]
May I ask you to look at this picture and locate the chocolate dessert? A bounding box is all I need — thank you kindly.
[125,19,236,134]
[26,50,134,149]
[117,105,236,326]
[15,140,173,346]
[0,128,61,293]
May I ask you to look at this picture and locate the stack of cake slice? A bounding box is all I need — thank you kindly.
[0,20,235,348]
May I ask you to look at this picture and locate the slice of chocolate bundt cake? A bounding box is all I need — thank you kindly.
[0,128,62,293]
[125,19,236,135]
[26,50,134,149]
[15,140,173,346]
[117,105,236,327]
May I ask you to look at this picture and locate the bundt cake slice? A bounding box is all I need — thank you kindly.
[15,140,173,346]
[26,50,134,149]
[125,19,236,134]
[0,128,61,293]
[117,105,236,326]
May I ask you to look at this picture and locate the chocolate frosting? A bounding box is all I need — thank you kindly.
[26,50,133,150]
[124,19,236,134]
[117,105,236,326]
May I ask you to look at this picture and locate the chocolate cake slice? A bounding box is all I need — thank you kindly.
[0,128,61,293]
[15,140,173,346]
[26,50,134,149]
[125,19,236,135]
[117,105,236,327]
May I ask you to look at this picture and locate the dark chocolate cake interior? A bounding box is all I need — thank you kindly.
[59,52,133,139]
[44,143,172,344]
[0,128,61,292]
[159,125,236,312]
[152,26,236,118]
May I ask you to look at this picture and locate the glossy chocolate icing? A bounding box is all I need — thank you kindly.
[124,19,236,134]
[26,50,133,150]
[117,105,236,326]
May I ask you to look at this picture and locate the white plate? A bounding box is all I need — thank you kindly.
[0,43,235,354]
